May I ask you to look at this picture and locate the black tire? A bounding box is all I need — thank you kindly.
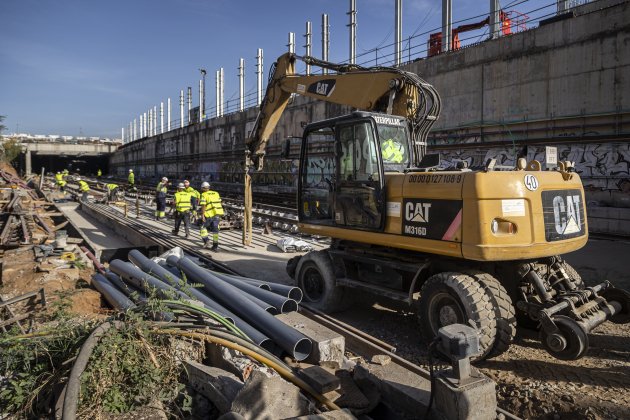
[295,251,349,313]
[560,261,584,289]
[464,270,517,358]
[418,272,497,360]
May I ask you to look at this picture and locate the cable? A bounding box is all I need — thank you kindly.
[422,338,440,420]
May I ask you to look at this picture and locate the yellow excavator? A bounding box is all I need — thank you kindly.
[244,53,629,360]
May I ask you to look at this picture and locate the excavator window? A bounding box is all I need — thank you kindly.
[299,126,336,224]
[376,123,410,171]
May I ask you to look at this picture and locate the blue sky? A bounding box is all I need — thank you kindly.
[0,0,558,138]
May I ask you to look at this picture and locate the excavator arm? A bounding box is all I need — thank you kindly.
[242,53,440,245]
[245,53,441,171]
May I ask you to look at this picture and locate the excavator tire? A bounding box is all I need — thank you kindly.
[561,261,585,289]
[418,272,497,361]
[464,270,517,359]
[295,251,349,313]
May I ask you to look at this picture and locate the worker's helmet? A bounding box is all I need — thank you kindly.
[177,183,185,189]
[76,177,81,181]
[162,177,168,182]
[201,182,210,189]
[129,169,133,172]
[184,179,190,185]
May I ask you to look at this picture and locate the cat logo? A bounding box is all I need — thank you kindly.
[553,194,582,235]
[405,202,431,223]
[307,79,336,97]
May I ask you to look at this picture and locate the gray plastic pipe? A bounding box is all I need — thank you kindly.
[221,272,303,302]
[92,273,135,310]
[127,250,273,348]
[168,255,312,361]
[210,271,298,314]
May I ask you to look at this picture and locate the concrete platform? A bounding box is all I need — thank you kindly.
[105,203,327,284]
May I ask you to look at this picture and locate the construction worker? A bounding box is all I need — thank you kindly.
[199,181,224,251]
[55,171,64,191]
[77,177,90,202]
[128,169,135,187]
[183,179,200,222]
[97,168,102,178]
[106,183,119,202]
[172,183,193,238]
[381,137,405,164]
[155,177,169,220]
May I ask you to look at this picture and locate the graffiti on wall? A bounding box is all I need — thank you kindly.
[435,142,630,191]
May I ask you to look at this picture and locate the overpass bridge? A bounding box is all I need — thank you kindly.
[19,141,119,176]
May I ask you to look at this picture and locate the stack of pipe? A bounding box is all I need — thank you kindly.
[91,249,311,361]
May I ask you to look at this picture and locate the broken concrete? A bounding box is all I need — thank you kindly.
[185,361,244,414]
[353,360,431,418]
[230,370,313,419]
[433,369,497,420]
[277,312,345,367]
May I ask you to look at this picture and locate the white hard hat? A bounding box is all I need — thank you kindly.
[201,182,210,188]
[76,177,81,180]
[162,177,168,182]
[184,179,190,184]
[177,183,185,188]
[129,169,133,172]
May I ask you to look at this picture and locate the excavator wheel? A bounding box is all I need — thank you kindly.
[295,251,350,313]
[464,270,517,359]
[417,272,497,361]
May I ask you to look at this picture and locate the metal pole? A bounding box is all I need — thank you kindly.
[348,0,357,65]
[395,0,402,66]
[239,58,245,112]
[187,87,192,125]
[256,48,263,106]
[121,128,125,145]
[288,32,295,53]
[442,0,452,53]
[160,102,164,134]
[199,79,203,122]
[304,21,312,75]
[557,0,570,14]
[322,14,329,74]
[153,106,157,135]
[179,90,184,128]
[220,68,224,117]
[215,70,220,117]
[167,98,171,131]
[200,68,206,121]
[133,118,137,140]
[143,112,147,137]
[490,0,500,39]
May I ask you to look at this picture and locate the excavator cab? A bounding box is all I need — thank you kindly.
[298,111,410,231]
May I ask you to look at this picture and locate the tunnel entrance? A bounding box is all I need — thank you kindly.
[15,153,110,177]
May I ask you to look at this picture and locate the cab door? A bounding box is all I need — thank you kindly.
[334,120,385,230]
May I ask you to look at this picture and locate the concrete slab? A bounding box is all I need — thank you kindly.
[185,360,244,414]
[434,369,496,420]
[55,202,133,252]
[277,311,345,367]
[230,370,312,419]
[287,408,357,419]
[297,365,340,394]
[353,360,431,418]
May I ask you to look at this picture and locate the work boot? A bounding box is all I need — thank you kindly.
[203,240,210,249]
[172,229,178,235]
[210,244,219,252]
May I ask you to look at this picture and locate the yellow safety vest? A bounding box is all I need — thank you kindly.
[185,187,200,200]
[55,173,63,183]
[97,169,102,176]
[381,139,404,163]
[156,182,167,195]
[128,172,135,184]
[174,191,193,213]
[107,183,118,191]
[200,190,224,217]
[79,180,90,192]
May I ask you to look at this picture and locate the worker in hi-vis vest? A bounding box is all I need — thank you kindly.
[172,183,193,238]
[155,177,169,220]
[199,181,224,251]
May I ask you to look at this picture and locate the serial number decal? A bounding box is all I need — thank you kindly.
[408,174,463,184]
